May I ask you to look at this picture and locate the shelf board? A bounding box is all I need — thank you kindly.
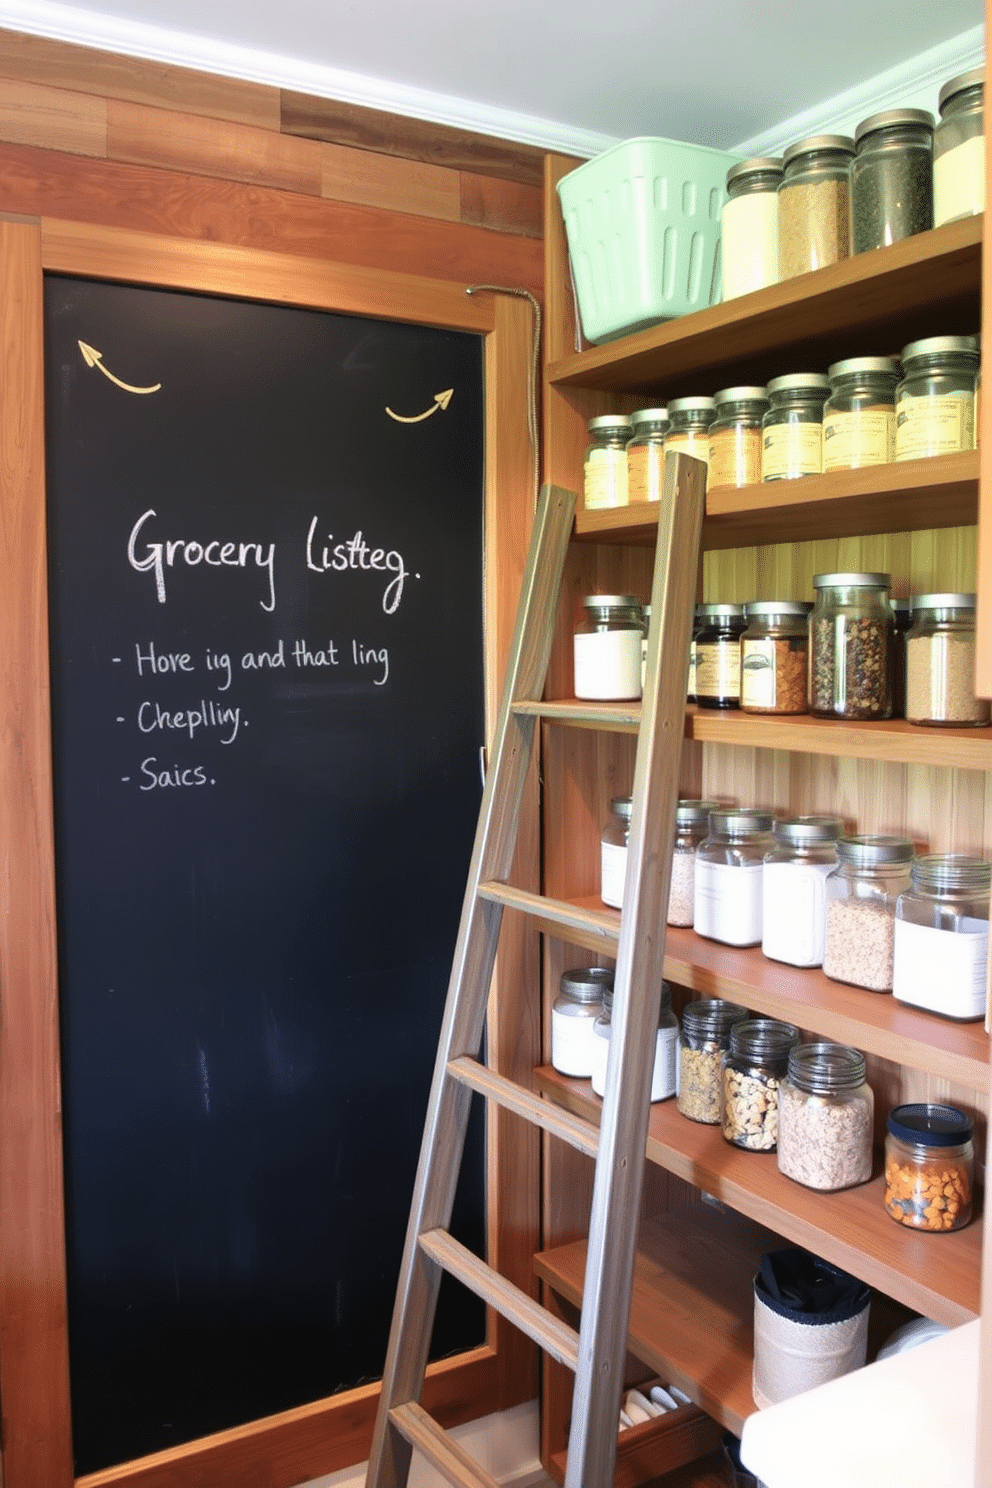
[535,1068,982,1330]
[548,216,982,399]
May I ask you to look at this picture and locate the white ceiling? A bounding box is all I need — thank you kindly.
[0,0,985,157]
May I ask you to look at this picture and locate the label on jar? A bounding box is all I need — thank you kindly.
[551,1004,600,1077]
[934,134,985,227]
[584,446,628,508]
[761,422,822,480]
[895,392,975,460]
[822,407,894,470]
[627,444,663,503]
[650,1025,678,1101]
[740,637,777,709]
[573,629,642,700]
[600,839,627,909]
[694,859,763,945]
[708,426,761,489]
[694,639,740,701]
[665,432,709,473]
[762,859,834,967]
[892,917,988,1020]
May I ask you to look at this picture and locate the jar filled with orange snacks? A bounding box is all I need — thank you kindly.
[884,1102,974,1231]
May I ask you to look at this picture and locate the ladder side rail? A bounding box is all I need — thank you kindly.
[564,452,707,1488]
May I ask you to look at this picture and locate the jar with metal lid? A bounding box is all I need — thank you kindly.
[687,603,706,702]
[600,795,632,909]
[551,966,612,1077]
[851,109,934,252]
[934,67,985,226]
[891,597,913,718]
[906,592,990,726]
[740,601,810,715]
[777,1042,874,1191]
[677,998,749,1124]
[761,373,831,481]
[822,357,900,471]
[822,835,914,992]
[573,594,644,701]
[590,981,679,1101]
[708,387,769,489]
[884,1103,974,1231]
[664,397,715,476]
[694,603,746,709]
[808,571,893,720]
[762,815,843,968]
[895,335,979,460]
[778,134,855,280]
[626,408,669,504]
[667,798,719,927]
[695,808,776,947]
[721,1018,800,1151]
[641,602,652,690]
[893,854,991,1020]
[584,414,632,509]
[721,158,782,300]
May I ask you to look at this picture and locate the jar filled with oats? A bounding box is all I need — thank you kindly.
[708,386,769,489]
[721,1018,800,1151]
[905,593,990,726]
[822,356,900,471]
[822,834,914,992]
[808,571,893,720]
[778,1042,874,1191]
[740,601,810,714]
[677,998,749,1125]
[884,1103,974,1231]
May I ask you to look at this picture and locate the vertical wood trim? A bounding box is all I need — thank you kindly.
[976,46,992,695]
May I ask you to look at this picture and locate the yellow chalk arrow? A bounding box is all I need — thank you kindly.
[78,340,161,395]
[385,388,453,424]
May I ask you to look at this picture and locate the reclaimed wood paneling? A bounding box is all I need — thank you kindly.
[319,135,461,219]
[0,74,106,156]
[460,170,543,237]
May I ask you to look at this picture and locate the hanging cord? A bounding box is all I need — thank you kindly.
[466,284,542,510]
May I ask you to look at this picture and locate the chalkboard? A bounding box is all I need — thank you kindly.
[43,276,486,1474]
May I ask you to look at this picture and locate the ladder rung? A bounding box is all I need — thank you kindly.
[447,1056,599,1159]
[477,880,619,950]
[418,1228,579,1370]
[388,1401,500,1488]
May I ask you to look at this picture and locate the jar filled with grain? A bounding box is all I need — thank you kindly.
[851,109,934,252]
[722,158,782,300]
[626,408,669,504]
[695,808,776,948]
[822,835,914,992]
[677,997,749,1125]
[905,592,989,726]
[808,571,893,720]
[721,1018,800,1151]
[893,854,991,1021]
[762,373,831,481]
[822,357,901,471]
[665,397,716,476]
[934,67,985,226]
[740,601,810,715]
[778,135,855,280]
[694,603,747,709]
[667,798,720,927]
[551,966,613,1077]
[778,1042,874,1191]
[891,597,913,718]
[584,414,632,509]
[600,795,633,909]
[762,815,843,968]
[884,1103,974,1231]
[708,386,769,489]
[895,335,980,460]
[573,594,644,700]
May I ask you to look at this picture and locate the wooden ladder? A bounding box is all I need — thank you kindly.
[366,452,707,1488]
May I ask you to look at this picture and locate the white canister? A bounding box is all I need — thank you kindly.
[573,594,644,701]
[551,966,613,1077]
[600,795,632,909]
[762,816,842,967]
[721,157,782,300]
[694,809,776,947]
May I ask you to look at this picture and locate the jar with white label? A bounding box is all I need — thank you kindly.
[708,387,769,489]
[762,815,842,968]
[573,594,644,700]
[740,601,810,715]
[721,1018,800,1151]
[694,604,746,709]
[934,67,985,226]
[721,158,782,300]
[677,998,749,1124]
[600,796,632,909]
[664,397,715,476]
[823,357,900,471]
[584,415,632,509]
[668,799,719,927]
[778,1042,874,1191]
[906,593,990,726]
[590,982,679,1101]
[893,855,991,1021]
[823,835,914,992]
[895,335,979,460]
[626,409,669,504]
[762,373,830,481]
[551,966,612,1077]
[695,809,776,947]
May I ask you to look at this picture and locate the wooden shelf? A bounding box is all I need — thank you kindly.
[535,1069,983,1329]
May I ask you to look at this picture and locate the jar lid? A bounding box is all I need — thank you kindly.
[675,798,719,826]
[812,571,890,588]
[609,795,634,820]
[854,108,935,146]
[787,1040,866,1092]
[743,600,811,618]
[696,602,745,618]
[909,592,976,611]
[668,396,716,414]
[729,1017,800,1058]
[827,355,901,381]
[682,997,749,1035]
[713,385,770,406]
[910,852,991,892]
[629,407,669,427]
[583,593,642,610]
[708,808,775,835]
[774,814,844,845]
[782,134,856,167]
[900,334,980,363]
[726,157,783,189]
[587,414,632,433]
[835,833,914,865]
[559,966,614,1002]
[938,67,985,114]
[887,1102,973,1147]
[767,372,831,394]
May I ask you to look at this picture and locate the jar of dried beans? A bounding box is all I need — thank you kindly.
[934,67,985,227]
[895,335,980,461]
[708,386,769,489]
[884,1103,974,1231]
[777,134,855,280]
[893,854,991,1021]
[677,998,749,1125]
[584,414,632,509]
[808,571,893,720]
[761,373,831,482]
[822,356,900,471]
[721,1018,800,1151]
[626,408,669,505]
[778,1042,874,1191]
[667,799,719,927]
[762,815,843,968]
[740,600,810,714]
[822,834,914,992]
[905,592,990,726]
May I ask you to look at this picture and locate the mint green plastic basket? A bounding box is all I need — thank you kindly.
[557,136,741,344]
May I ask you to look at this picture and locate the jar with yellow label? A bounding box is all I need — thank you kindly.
[708,387,769,489]
[895,335,979,460]
[626,408,669,504]
[665,397,715,476]
[762,373,830,481]
[584,414,632,509]
[694,604,746,709]
[823,357,900,471]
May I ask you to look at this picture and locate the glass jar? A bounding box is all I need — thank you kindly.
[721,1018,800,1151]
[641,602,652,690]
[851,109,934,252]
[934,67,985,226]
[708,386,769,489]
[808,571,893,720]
[664,397,716,476]
[600,795,632,909]
[591,982,679,1101]
[822,357,900,471]
[740,600,810,715]
[573,594,644,701]
[822,834,914,992]
[761,373,831,481]
[626,408,669,505]
[584,414,632,509]
[762,815,843,968]
[890,597,913,719]
[694,808,776,947]
[893,854,991,1021]
[551,966,612,1077]
[777,1042,874,1191]
[884,1103,974,1231]
[667,798,719,927]
[721,157,782,300]
[778,134,855,279]
[895,335,980,460]
[694,603,746,709]
[687,603,706,702]
[905,592,990,726]
[677,998,749,1124]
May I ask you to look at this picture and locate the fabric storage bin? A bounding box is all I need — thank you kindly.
[557,136,740,344]
[752,1247,871,1408]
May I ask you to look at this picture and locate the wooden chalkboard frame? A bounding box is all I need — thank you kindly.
[0,218,540,1488]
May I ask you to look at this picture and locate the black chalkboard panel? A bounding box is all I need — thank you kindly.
[44,276,486,1474]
